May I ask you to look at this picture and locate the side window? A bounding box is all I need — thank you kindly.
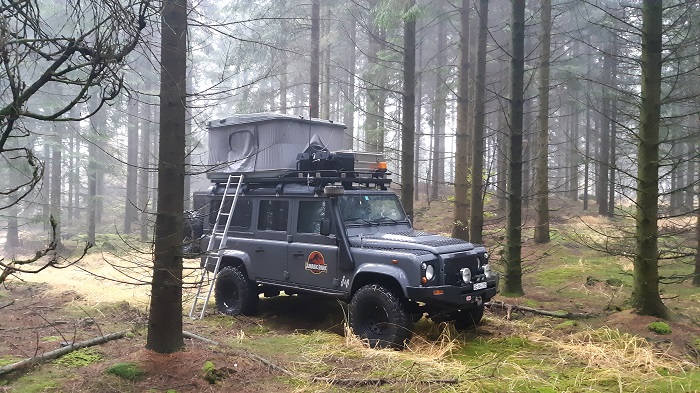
[297,201,328,234]
[210,198,253,230]
[258,200,289,231]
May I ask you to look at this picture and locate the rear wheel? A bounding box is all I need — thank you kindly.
[349,284,413,349]
[215,266,258,316]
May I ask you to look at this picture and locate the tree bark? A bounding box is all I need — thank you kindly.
[414,43,423,201]
[146,0,187,354]
[468,0,489,244]
[322,7,331,119]
[583,52,592,211]
[310,0,320,118]
[50,125,62,247]
[343,17,356,149]
[125,97,139,234]
[534,0,551,244]
[695,204,700,286]
[504,0,525,296]
[401,0,416,221]
[632,0,668,318]
[430,18,447,201]
[569,100,580,201]
[139,91,153,243]
[452,0,471,241]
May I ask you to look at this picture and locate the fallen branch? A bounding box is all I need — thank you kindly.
[183,330,219,346]
[0,331,128,376]
[0,321,68,332]
[487,301,595,320]
[312,377,458,387]
[245,351,293,376]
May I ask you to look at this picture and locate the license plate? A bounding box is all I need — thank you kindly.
[473,282,487,290]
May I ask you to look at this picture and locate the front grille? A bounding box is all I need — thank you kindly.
[443,254,484,286]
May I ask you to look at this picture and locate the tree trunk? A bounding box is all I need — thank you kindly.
[598,43,613,216]
[468,0,489,244]
[695,205,700,286]
[534,0,551,244]
[453,0,471,241]
[504,0,525,296]
[125,97,139,234]
[569,101,580,201]
[42,138,50,225]
[414,43,423,201]
[67,127,75,222]
[146,0,187,354]
[497,103,508,211]
[310,0,320,118]
[364,1,385,153]
[401,0,416,221]
[632,0,668,318]
[139,92,153,243]
[87,97,100,245]
[50,126,62,247]
[343,17,356,149]
[685,141,695,210]
[322,7,331,119]
[430,18,447,201]
[583,54,592,211]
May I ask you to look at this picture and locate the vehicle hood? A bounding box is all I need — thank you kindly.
[348,230,479,254]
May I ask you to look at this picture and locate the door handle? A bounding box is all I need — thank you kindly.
[292,251,304,257]
[254,248,265,253]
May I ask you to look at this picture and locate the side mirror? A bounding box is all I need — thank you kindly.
[320,218,332,236]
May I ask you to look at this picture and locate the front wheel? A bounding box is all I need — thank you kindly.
[452,305,484,330]
[349,284,413,349]
[215,266,258,316]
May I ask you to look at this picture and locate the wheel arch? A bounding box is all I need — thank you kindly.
[218,250,254,278]
[350,264,410,299]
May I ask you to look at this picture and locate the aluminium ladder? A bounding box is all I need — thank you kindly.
[189,174,244,319]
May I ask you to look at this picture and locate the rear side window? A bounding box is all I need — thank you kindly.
[210,198,253,230]
[258,200,289,231]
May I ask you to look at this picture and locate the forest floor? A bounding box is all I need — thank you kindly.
[1,196,700,392]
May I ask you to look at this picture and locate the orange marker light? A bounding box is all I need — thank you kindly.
[377,161,387,171]
[391,259,399,264]
[433,290,444,296]
[421,277,427,284]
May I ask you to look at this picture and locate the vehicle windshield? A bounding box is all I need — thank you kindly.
[338,194,407,224]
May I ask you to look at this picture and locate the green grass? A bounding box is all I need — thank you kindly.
[106,362,145,381]
[54,348,102,367]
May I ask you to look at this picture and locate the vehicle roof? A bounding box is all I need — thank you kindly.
[207,112,346,129]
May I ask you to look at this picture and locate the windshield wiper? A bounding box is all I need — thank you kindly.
[371,216,399,224]
[344,217,372,225]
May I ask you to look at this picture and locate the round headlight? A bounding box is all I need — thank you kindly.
[460,267,472,283]
[425,264,435,281]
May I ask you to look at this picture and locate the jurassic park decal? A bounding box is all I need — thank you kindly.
[305,251,328,274]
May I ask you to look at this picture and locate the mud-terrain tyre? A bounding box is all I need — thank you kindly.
[452,305,484,330]
[215,267,258,316]
[349,284,413,349]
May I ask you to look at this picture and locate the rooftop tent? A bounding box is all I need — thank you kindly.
[207,113,347,178]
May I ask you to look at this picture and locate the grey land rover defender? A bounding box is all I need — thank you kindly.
[190,113,499,348]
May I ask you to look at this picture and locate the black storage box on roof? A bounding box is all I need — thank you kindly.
[206,113,347,180]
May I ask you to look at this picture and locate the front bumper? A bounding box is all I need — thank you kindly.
[406,281,498,309]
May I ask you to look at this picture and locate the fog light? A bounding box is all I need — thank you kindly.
[483,264,493,279]
[460,268,472,283]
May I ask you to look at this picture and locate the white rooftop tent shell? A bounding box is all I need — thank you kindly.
[206,113,347,178]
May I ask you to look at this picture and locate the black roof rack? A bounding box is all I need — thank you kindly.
[212,168,392,196]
